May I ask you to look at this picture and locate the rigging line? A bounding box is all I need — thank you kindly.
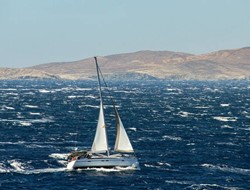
[96,63,117,109]
[96,63,120,125]
[96,59,137,155]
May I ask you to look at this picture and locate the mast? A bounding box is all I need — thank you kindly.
[94,57,110,156]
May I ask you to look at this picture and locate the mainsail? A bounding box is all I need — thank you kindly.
[91,101,108,153]
[114,109,134,152]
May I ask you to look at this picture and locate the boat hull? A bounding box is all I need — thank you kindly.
[67,157,139,170]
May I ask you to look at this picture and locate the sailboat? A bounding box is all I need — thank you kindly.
[67,57,139,170]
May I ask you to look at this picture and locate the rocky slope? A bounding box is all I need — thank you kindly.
[0,68,59,80]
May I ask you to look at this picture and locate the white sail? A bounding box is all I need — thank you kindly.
[114,111,134,152]
[91,102,108,153]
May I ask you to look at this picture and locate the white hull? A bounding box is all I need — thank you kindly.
[67,157,139,170]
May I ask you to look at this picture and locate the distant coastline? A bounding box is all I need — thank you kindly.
[1,47,250,81]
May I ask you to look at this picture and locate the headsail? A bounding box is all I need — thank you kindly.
[114,109,134,152]
[91,101,108,153]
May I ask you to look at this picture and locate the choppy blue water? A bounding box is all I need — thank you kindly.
[0,80,249,190]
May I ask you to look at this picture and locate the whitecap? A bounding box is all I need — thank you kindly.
[2,106,15,110]
[220,103,230,107]
[165,180,192,185]
[81,165,138,172]
[75,88,92,91]
[83,105,99,108]
[19,121,32,126]
[29,118,54,123]
[24,105,39,108]
[157,162,171,167]
[3,160,67,174]
[0,141,25,145]
[129,127,137,132]
[163,135,182,141]
[49,153,69,160]
[6,92,18,96]
[221,125,233,129]
[29,112,41,115]
[68,95,77,99]
[0,163,10,173]
[57,160,68,166]
[85,95,96,99]
[24,167,66,174]
[39,89,50,93]
[0,88,17,91]
[213,116,237,122]
[194,106,210,109]
[178,111,192,117]
[187,183,242,190]
[144,164,161,169]
[8,160,27,171]
[114,90,133,94]
[201,163,250,175]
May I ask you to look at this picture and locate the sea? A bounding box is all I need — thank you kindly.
[0,80,249,190]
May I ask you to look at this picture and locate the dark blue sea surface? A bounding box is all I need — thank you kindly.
[0,80,249,189]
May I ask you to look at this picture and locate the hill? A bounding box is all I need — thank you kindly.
[1,47,250,80]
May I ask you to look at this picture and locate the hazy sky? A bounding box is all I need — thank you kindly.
[1,0,250,68]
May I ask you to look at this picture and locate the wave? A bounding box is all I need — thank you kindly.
[85,95,96,99]
[0,141,25,145]
[82,105,99,108]
[144,164,161,168]
[220,125,233,129]
[0,118,54,124]
[114,90,133,94]
[29,112,41,115]
[0,88,17,91]
[8,160,26,171]
[24,105,39,108]
[201,163,250,175]
[220,103,230,107]
[0,160,66,174]
[75,88,92,91]
[2,105,15,110]
[144,162,171,169]
[19,121,32,126]
[5,92,18,96]
[68,95,84,99]
[186,183,242,190]
[0,163,10,173]
[194,106,211,109]
[49,153,69,160]
[162,135,182,141]
[177,111,193,117]
[213,116,237,122]
[157,162,171,167]
[165,180,192,185]
[25,167,67,174]
[39,89,51,93]
[81,165,139,172]
[128,127,137,131]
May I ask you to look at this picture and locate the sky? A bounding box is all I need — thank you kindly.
[1,0,250,68]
